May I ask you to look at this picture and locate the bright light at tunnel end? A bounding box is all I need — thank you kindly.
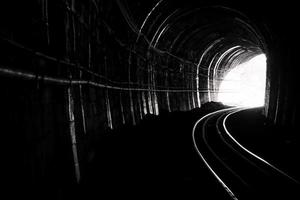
[217,54,267,108]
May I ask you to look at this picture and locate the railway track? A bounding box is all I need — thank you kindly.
[192,108,299,200]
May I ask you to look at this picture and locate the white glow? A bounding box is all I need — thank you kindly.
[217,54,267,107]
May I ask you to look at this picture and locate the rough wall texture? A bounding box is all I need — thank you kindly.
[0,0,200,193]
[1,0,300,197]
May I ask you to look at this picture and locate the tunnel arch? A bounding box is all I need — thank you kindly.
[1,1,300,193]
[127,0,269,117]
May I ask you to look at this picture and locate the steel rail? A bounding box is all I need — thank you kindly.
[192,107,239,200]
[223,108,300,184]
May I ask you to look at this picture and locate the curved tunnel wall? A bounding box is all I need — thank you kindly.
[0,0,267,133]
[129,0,267,114]
[0,0,298,186]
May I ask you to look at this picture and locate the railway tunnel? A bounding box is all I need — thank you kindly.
[1,0,299,199]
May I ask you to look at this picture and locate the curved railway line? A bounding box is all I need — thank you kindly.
[192,108,299,200]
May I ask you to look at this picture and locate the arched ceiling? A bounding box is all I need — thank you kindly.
[118,0,267,104]
[113,0,299,126]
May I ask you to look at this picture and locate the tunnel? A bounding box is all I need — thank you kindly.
[1,0,299,199]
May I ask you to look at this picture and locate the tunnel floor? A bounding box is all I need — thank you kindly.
[76,103,299,199]
[225,108,300,183]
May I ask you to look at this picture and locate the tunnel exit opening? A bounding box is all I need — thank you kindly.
[217,54,267,108]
